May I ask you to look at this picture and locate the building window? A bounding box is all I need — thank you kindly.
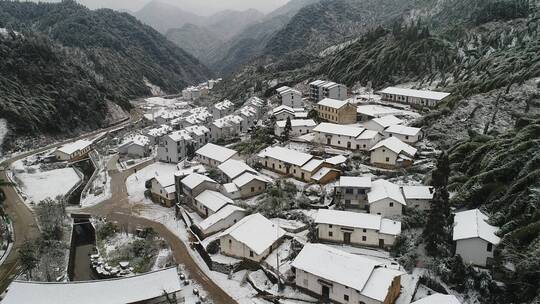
[363,229,366,233]
[389,202,394,207]
[328,224,333,228]
[344,295,349,301]
[386,157,390,162]
[382,149,385,152]
[405,136,409,140]
[329,231,333,237]
[251,187,255,192]
[487,243,493,252]
[362,236,366,241]
[345,188,353,194]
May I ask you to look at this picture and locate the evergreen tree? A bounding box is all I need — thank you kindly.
[281,116,292,142]
[186,142,195,160]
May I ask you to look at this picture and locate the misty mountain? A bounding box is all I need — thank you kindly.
[0,0,211,137]
[205,9,265,40]
[165,23,223,64]
[133,0,204,33]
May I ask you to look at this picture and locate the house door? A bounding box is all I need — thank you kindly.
[379,239,385,248]
[343,232,351,245]
[321,285,330,299]
[327,137,331,145]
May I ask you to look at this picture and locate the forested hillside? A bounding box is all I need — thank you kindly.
[0,0,211,137]
[445,116,540,303]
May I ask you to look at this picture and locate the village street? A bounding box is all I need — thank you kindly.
[80,157,238,304]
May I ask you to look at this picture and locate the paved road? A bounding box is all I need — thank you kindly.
[82,158,238,304]
[0,112,139,292]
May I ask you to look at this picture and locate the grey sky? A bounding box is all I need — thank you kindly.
[36,0,290,15]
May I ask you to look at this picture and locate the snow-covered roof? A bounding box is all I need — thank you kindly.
[246,96,264,107]
[356,105,402,118]
[368,179,406,205]
[222,182,239,194]
[313,122,363,137]
[380,218,402,235]
[214,99,234,110]
[453,209,500,244]
[121,134,150,147]
[146,125,172,137]
[370,137,417,157]
[291,244,402,301]
[370,115,403,128]
[339,176,371,188]
[357,129,380,140]
[411,294,462,304]
[218,159,257,180]
[276,86,291,93]
[195,190,233,213]
[278,86,301,95]
[1,267,181,304]
[317,98,349,109]
[164,185,176,194]
[212,115,243,128]
[401,185,434,200]
[378,87,451,101]
[301,159,324,172]
[220,213,286,255]
[174,164,207,178]
[272,105,305,115]
[310,80,326,86]
[184,125,210,136]
[168,130,193,142]
[384,124,422,136]
[196,143,237,163]
[57,139,93,155]
[197,205,245,231]
[311,167,339,182]
[257,146,313,167]
[276,119,316,128]
[232,172,271,188]
[181,173,216,190]
[325,155,348,165]
[315,209,390,231]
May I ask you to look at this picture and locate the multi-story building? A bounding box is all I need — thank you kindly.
[316,98,357,124]
[378,87,451,107]
[309,80,347,102]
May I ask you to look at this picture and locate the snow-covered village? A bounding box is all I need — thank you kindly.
[1,1,539,304]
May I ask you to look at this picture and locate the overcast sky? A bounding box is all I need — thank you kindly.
[34,0,290,15]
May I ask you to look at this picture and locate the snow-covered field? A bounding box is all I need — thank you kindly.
[126,162,179,204]
[15,167,81,204]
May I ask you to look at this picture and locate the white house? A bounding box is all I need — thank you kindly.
[292,243,403,304]
[378,87,451,107]
[218,159,257,182]
[239,106,258,131]
[453,209,500,267]
[194,189,233,218]
[363,115,403,133]
[212,99,234,119]
[219,213,286,262]
[54,139,93,161]
[356,105,403,121]
[412,294,462,304]
[309,80,347,101]
[315,209,401,248]
[210,114,244,140]
[184,125,210,149]
[312,123,381,151]
[401,185,434,210]
[149,174,176,207]
[274,119,316,137]
[277,86,303,108]
[367,179,406,217]
[156,130,193,163]
[383,125,423,144]
[369,137,417,168]
[118,134,150,158]
[272,105,307,121]
[178,173,218,205]
[195,143,238,167]
[145,125,173,144]
[196,205,246,238]
[336,176,372,209]
[217,159,271,198]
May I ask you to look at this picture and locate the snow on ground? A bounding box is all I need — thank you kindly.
[15,167,81,204]
[151,248,174,271]
[80,155,113,207]
[0,119,7,156]
[125,162,179,204]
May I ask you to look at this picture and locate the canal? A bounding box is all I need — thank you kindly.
[69,216,98,281]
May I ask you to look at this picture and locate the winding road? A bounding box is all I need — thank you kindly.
[0,111,238,304]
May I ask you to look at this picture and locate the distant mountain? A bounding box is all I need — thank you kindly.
[133,0,204,33]
[0,0,211,137]
[165,23,223,64]
[205,9,265,40]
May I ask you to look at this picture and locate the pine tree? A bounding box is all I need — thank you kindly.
[281,116,292,142]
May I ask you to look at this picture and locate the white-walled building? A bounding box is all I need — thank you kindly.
[363,115,403,133]
[219,213,286,262]
[315,209,401,248]
[178,173,218,205]
[453,209,500,267]
[367,179,407,217]
[145,125,173,144]
[149,174,176,207]
[274,119,316,137]
[118,134,150,158]
[195,143,238,167]
[196,205,246,238]
[292,243,403,304]
[212,100,234,119]
[383,125,423,144]
[210,115,244,140]
[401,185,434,210]
[312,123,382,151]
[218,159,257,182]
[369,137,417,168]
[309,80,347,101]
[272,105,308,121]
[336,176,372,209]
[378,87,451,107]
[156,130,193,163]
[194,189,233,218]
[54,139,93,161]
[356,105,404,121]
[184,125,210,149]
[239,106,258,131]
[277,86,303,108]
[218,160,271,198]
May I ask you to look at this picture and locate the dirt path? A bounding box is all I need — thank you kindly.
[82,159,238,304]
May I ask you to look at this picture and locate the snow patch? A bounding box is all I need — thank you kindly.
[143,78,165,96]
[15,168,81,204]
[125,162,179,204]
